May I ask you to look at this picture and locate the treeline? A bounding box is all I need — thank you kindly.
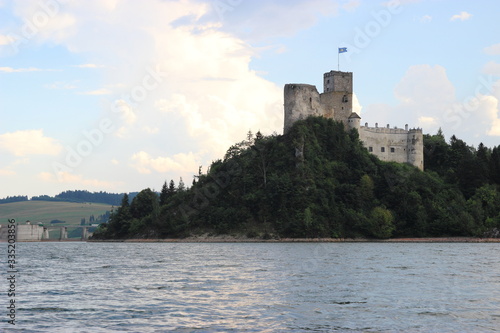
[0,195,28,204]
[92,117,500,240]
[30,190,139,205]
[424,130,500,198]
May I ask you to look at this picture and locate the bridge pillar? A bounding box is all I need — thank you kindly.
[42,227,49,240]
[59,227,67,240]
[81,227,88,241]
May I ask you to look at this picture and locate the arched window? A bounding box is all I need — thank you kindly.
[342,95,348,103]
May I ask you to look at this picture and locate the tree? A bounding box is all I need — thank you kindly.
[130,189,156,220]
[178,177,186,192]
[106,193,132,238]
[369,207,395,239]
[160,181,169,206]
[168,179,176,195]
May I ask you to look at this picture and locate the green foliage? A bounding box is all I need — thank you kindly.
[97,117,500,240]
[369,207,395,239]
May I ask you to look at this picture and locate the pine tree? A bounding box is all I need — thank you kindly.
[178,177,186,192]
[168,179,176,196]
[160,181,169,206]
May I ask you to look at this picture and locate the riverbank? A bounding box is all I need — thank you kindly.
[88,235,500,243]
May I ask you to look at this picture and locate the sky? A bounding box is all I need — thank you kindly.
[0,0,499,198]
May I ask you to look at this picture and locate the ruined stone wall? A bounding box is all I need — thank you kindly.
[284,84,325,133]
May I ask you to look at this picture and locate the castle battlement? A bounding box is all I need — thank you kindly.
[361,124,423,134]
[284,71,424,170]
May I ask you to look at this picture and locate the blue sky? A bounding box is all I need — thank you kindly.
[0,0,499,198]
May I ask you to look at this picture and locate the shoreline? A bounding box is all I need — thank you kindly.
[88,236,500,243]
[3,237,500,243]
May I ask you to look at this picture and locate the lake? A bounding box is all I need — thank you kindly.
[4,242,500,332]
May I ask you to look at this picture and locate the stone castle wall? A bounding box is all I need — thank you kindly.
[357,124,424,170]
[284,71,424,170]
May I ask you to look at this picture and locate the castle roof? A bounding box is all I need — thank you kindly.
[348,112,361,119]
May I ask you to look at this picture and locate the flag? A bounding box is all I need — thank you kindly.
[338,47,347,53]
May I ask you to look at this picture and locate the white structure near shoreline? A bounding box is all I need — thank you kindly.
[284,70,424,170]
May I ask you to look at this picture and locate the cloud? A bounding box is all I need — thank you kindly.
[0,34,13,45]
[482,61,500,76]
[484,43,500,55]
[0,169,16,176]
[113,99,137,125]
[418,116,438,127]
[78,88,112,95]
[131,151,199,174]
[419,15,432,23]
[0,129,62,156]
[39,171,122,189]
[44,81,78,90]
[0,67,57,73]
[215,0,340,41]
[363,64,500,142]
[73,63,104,68]
[343,0,360,12]
[450,11,472,22]
[7,0,284,193]
[142,126,159,134]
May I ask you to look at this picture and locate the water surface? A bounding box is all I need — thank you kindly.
[5,242,500,332]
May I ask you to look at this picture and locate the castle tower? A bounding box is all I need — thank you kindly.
[407,129,424,170]
[321,70,353,125]
[347,112,361,131]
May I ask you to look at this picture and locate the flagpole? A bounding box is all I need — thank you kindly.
[337,47,340,71]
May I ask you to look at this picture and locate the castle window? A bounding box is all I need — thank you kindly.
[381,147,385,153]
[390,147,395,153]
[342,95,348,103]
[368,147,373,152]
[327,79,330,84]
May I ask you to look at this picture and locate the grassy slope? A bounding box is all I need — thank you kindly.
[0,201,113,226]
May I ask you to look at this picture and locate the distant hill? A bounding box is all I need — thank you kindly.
[0,190,140,206]
[0,201,113,226]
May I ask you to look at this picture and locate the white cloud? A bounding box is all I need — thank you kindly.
[73,63,104,68]
[6,0,287,194]
[131,151,199,175]
[418,116,438,127]
[142,126,159,134]
[39,171,122,189]
[484,43,500,55]
[0,67,57,73]
[419,15,432,23]
[113,99,137,125]
[44,81,78,90]
[78,88,112,95]
[0,129,62,156]
[0,34,13,45]
[482,61,500,76]
[450,11,472,22]
[216,0,340,41]
[364,64,500,142]
[0,169,16,176]
[343,0,360,12]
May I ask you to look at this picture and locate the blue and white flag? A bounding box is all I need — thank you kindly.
[338,47,347,53]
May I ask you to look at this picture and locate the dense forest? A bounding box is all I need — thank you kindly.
[92,117,500,240]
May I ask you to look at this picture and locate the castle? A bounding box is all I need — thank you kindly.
[284,70,424,170]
